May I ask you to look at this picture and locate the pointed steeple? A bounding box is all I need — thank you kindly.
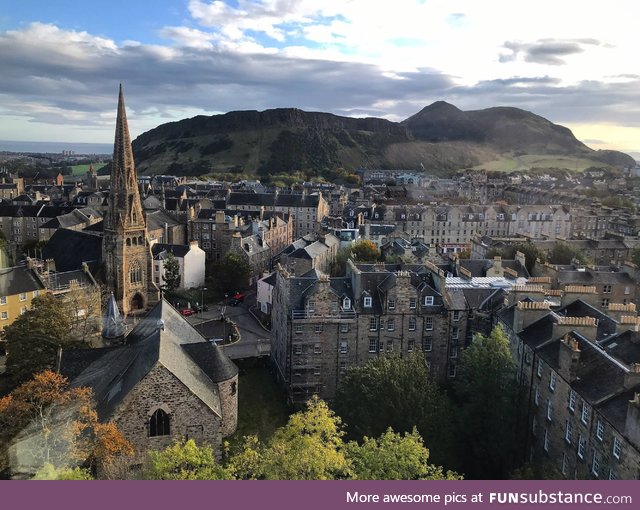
[111,84,136,193]
[102,292,127,342]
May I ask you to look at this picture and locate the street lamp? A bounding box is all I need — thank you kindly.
[201,287,207,312]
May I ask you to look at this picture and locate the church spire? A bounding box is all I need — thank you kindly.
[111,84,136,192]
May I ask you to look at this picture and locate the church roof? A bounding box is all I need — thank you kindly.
[43,229,103,272]
[62,299,235,420]
[102,293,126,340]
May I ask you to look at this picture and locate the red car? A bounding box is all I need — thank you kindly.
[231,293,245,302]
[180,308,195,317]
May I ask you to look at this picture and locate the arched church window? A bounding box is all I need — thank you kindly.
[138,236,144,245]
[149,408,170,437]
[130,261,142,284]
[126,238,131,246]
[132,237,138,245]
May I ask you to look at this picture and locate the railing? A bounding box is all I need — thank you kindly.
[291,309,357,320]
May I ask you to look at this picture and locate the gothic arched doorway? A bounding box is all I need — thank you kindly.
[130,293,144,311]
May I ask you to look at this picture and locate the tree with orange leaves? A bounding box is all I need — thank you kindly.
[0,370,133,478]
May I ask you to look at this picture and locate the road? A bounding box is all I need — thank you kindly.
[186,296,271,360]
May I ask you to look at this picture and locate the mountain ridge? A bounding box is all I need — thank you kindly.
[129,101,634,177]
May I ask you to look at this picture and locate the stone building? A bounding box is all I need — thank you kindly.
[271,261,462,403]
[102,86,158,314]
[59,299,238,464]
[498,298,640,479]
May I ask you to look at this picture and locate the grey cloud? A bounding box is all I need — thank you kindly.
[500,38,603,65]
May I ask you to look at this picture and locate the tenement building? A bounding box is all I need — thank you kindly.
[499,298,640,479]
[271,260,467,403]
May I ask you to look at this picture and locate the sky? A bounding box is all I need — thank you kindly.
[0,0,639,156]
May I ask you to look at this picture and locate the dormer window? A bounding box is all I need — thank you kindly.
[424,296,434,306]
[342,297,351,310]
[364,296,372,308]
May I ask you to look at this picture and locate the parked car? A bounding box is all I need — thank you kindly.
[231,292,245,302]
[193,304,209,313]
[180,308,195,317]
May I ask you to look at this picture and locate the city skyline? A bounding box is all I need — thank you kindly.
[1,0,639,157]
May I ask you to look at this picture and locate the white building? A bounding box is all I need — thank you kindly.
[152,241,206,289]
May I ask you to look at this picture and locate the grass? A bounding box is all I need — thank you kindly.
[69,163,107,175]
[227,360,291,450]
[471,153,604,173]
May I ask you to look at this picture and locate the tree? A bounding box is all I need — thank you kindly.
[145,439,232,480]
[631,248,640,267]
[162,252,181,291]
[228,396,351,480]
[547,241,589,265]
[0,370,133,476]
[2,294,77,385]
[332,240,381,276]
[207,253,251,294]
[64,281,102,344]
[452,324,521,479]
[344,428,460,480]
[334,353,454,468]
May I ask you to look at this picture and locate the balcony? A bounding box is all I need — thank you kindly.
[291,309,357,321]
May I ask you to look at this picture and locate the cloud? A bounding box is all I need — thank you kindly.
[499,38,602,65]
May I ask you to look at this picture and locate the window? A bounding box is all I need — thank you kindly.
[369,317,377,331]
[364,296,372,308]
[603,284,611,293]
[448,364,456,378]
[451,327,459,340]
[549,371,556,391]
[546,399,553,421]
[340,324,349,333]
[450,346,458,359]
[423,336,432,352]
[424,317,433,331]
[1,311,7,320]
[387,319,395,331]
[537,359,544,378]
[314,344,322,354]
[543,428,549,452]
[624,286,631,295]
[534,385,540,406]
[561,452,568,476]
[339,361,347,374]
[130,262,142,284]
[407,339,415,352]
[581,402,590,425]
[314,366,320,376]
[577,434,586,459]
[0,296,6,305]
[368,338,377,353]
[613,436,622,459]
[19,292,26,301]
[307,300,316,312]
[608,469,618,480]
[565,420,573,444]
[388,297,396,310]
[601,298,609,307]
[149,409,170,437]
[569,390,576,412]
[409,317,416,331]
[295,324,303,334]
[452,310,460,322]
[340,342,348,354]
[591,450,601,477]
[409,297,416,309]
[424,296,434,306]
[294,344,302,355]
[314,324,323,333]
[386,340,393,352]
[342,297,351,309]
[379,340,384,352]
[596,419,605,441]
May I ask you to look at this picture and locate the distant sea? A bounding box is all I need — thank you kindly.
[0,140,112,155]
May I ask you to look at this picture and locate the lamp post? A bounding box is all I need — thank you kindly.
[201,287,207,313]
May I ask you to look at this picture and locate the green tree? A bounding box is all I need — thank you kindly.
[162,252,181,291]
[452,324,521,479]
[33,463,93,480]
[344,428,460,480]
[350,239,381,262]
[334,353,453,467]
[207,253,251,294]
[2,294,77,385]
[548,241,589,265]
[145,439,232,480]
[630,248,640,267]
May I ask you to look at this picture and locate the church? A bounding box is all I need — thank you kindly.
[102,85,159,315]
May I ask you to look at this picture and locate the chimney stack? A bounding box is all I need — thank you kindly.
[558,334,581,383]
[513,300,551,332]
[552,316,598,343]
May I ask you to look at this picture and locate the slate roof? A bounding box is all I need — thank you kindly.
[0,265,45,297]
[181,342,239,382]
[152,243,191,259]
[61,299,236,419]
[43,229,103,272]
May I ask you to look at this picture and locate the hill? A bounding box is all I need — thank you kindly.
[130,102,634,178]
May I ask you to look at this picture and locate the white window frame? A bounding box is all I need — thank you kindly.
[340,323,349,333]
[313,344,322,354]
[388,297,396,310]
[568,390,576,412]
[409,317,416,331]
[368,338,377,353]
[342,297,351,310]
[591,450,601,478]
[537,359,544,378]
[546,399,553,421]
[424,317,433,331]
[340,342,348,354]
[424,296,434,306]
[407,339,414,352]
[294,344,303,355]
[363,296,372,308]
[565,420,573,444]
[561,452,568,476]
[543,428,549,452]
[409,297,416,309]
[423,336,432,352]
[0,311,7,320]
[596,419,605,441]
[534,385,540,406]
[452,310,460,322]
[387,319,395,331]
[19,292,27,302]
[369,317,377,331]
[295,324,303,334]
[581,402,590,425]
[577,434,586,459]
[0,296,6,305]
[549,371,556,391]
[613,436,622,459]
